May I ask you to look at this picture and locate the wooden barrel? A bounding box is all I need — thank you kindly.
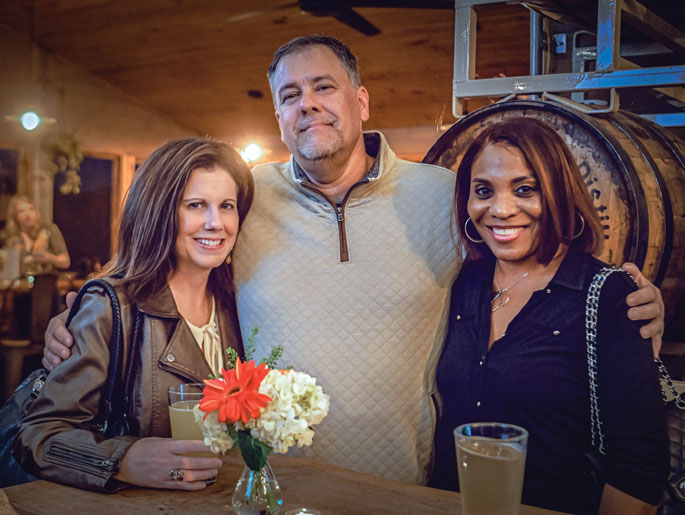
[423,100,685,337]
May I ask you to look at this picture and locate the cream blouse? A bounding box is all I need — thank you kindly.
[184,296,223,376]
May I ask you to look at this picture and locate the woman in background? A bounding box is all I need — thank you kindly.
[14,138,252,491]
[2,195,70,274]
[430,118,668,514]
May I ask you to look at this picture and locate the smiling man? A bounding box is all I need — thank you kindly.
[232,36,461,483]
[44,35,665,486]
[268,42,372,199]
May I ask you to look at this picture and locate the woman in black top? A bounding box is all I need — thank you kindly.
[430,118,668,514]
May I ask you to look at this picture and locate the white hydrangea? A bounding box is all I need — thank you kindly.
[193,404,235,454]
[193,369,329,455]
[245,369,330,453]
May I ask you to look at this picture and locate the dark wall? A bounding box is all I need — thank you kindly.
[0,148,19,231]
[53,156,112,271]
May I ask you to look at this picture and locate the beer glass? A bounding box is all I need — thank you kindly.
[168,383,205,443]
[454,422,528,515]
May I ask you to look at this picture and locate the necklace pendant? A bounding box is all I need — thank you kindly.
[491,292,509,312]
[491,268,533,313]
[491,291,502,312]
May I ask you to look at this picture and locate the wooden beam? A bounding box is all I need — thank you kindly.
[622,0,685,61]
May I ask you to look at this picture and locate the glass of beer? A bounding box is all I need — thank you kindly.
[168,383,206,443]
[454,422,528,515]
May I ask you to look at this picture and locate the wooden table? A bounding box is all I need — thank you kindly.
[1,452,565,514]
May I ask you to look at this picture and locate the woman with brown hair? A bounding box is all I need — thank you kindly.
[429,118,668,514]
[13,138,253,491]
[2,194,70,274]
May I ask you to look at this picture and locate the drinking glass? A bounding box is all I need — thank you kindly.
[454,422,528,515]
[168,383,206,445]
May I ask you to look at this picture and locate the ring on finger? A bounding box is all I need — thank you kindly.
[168,468,184,481]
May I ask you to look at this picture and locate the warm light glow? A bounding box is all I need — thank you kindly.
[4,109,55,130]
[20,111,41,131]
[240,143,263,163]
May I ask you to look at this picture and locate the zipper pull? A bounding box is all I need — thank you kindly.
[94,459,119,470]
[336,207,344,222]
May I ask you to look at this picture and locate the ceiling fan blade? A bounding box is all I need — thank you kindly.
[299,0,452,36]
[346,0,453,7]
[333,7,381,35]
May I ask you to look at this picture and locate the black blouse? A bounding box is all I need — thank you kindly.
[430,246,668,514]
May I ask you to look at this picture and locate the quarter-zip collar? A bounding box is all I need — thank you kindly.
[288,132,392,263]
[290,131,385,190]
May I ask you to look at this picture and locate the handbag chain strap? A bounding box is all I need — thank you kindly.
[585,267,616,456]
[586,267,685,457]
[655,358,685,409]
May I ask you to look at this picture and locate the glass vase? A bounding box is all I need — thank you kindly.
[232,461,283,514]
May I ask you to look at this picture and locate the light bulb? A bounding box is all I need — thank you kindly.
[20,111,41,131]
[241,143,263,163]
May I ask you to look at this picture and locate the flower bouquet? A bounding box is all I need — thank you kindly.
[194,357,329,514]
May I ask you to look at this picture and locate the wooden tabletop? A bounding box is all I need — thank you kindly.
[1,451,565,515]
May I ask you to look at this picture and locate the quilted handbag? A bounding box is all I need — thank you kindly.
[585,267,685,514]
[0,278,141,487]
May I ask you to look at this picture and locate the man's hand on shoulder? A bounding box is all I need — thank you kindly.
[621,262,664,358]
[42,291,77,371]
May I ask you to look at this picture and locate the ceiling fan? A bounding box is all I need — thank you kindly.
[228,0,454,36]
[299,0,453,35]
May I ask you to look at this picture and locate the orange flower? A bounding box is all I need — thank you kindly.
[199,359,272,424]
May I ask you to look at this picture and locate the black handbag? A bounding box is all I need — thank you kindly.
[585,267,685,514]
[654,360,685,514]
[0,278,141,488]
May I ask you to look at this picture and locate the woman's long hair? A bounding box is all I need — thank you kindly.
[3,194,40,242]
[455,117,603,264]
[103,138,254,300]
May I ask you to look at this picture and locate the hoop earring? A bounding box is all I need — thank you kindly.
[572,213,585,239]
[464,217,484,243]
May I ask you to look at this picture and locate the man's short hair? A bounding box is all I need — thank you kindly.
[267,34,362,102]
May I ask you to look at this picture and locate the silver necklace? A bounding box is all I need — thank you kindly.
[491,271,531,312]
